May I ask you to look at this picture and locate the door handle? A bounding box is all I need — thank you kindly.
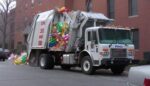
[96,48,98,52]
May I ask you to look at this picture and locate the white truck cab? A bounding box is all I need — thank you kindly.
[77,27,134,74]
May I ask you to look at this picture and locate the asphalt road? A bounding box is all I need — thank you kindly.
[0,60,128,86]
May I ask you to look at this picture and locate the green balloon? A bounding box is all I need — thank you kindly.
[56,22,63,32]
[50,37,57,43]
[22,55,27,63]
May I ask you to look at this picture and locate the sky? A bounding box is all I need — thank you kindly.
[0,0,16,11]
[9,1,16,10]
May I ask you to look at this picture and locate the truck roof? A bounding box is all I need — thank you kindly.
[86,26,131,31]
[103,26,131,30]
[36,10,112,23]
[80,11,112,21]
[37,10,54,22]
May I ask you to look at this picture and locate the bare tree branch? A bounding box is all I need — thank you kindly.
[0,3,6,11]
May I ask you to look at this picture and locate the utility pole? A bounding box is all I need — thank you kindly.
[86,0,92,12]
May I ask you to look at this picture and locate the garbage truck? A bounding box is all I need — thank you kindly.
[27,8,135,75]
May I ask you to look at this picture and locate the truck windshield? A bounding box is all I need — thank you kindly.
[98,29,132,44]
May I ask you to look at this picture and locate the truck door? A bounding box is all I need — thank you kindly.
[86,30,100,66]
[91,31,98,51]
[86,31,98,51]
[91,31,99,64]
[86,31,92,51]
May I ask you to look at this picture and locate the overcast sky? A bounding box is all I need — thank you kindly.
[0,0,16,11]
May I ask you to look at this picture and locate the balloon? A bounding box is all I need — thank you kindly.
[56,22,63,32]
[63,34,69,41]
[61,29,65,36]
[52,26,57,33]
[49,42,57,47]
[58,7,69,13]
[14,57,22,65]
[21,55,27,63]
[49,37,57,47]
[61,22,69,35]
[50,37,56,42]
[49,21,69,49]
[63,22,69,30]
[49,34,52,37]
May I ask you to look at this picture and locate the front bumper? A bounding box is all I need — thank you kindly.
[101,58,134,66]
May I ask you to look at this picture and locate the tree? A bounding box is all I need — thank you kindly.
[0,0,15,50]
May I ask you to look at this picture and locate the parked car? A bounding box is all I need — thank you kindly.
[127,65,150,86]
[0,48,10,61]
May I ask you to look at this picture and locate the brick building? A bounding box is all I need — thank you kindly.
[14,0,150,60]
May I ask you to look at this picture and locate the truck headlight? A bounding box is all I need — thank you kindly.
[128,49,134,56]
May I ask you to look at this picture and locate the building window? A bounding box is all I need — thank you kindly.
[129,0,138,16]
[38,0,42,4]
[31,0,34,4]
[31,0,34,7]
[25,3,28,8]
[86,0,92,12]
[107,0,115,19]
[132,29,139,49]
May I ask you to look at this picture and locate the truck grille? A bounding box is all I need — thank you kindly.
[111,49,127,58]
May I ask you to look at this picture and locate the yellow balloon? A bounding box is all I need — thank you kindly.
[14,58,22,65]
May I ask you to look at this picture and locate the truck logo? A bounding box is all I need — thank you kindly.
[115,45,123,48]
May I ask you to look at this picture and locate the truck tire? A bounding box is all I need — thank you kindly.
[39,54,54,69]
[81,56,95,75]
[29,50,43,67]
[111,66,125,75]
[29,52,37,66]
[3,59,5,61]
[61,65,71,70]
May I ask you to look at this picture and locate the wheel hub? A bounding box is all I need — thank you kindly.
[83,60,90,71]
[40,57,45,67]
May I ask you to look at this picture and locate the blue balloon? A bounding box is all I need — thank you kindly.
[49,42,57,47]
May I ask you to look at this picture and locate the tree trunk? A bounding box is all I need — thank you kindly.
[2,30,6,51]
[2,22,7,51]
[0,0,14,51]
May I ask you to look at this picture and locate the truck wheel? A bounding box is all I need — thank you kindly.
[29,52,37,66]
[2,58,5,61]
[81,56,95,75]
[39,54,54,69]
[111,66,125,75]
[61,65,71,70]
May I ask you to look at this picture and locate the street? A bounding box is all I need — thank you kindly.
[0,60,128,86]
